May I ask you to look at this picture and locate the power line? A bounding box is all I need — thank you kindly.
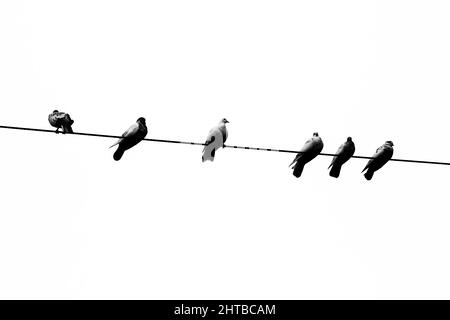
[0,124,449,166]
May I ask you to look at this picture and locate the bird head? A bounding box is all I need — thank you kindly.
[313,132,319,137]
[221,118,229,124]
[53,110,59,113]
[347,137,352,141]
[137,117,146,124]
[386,141,394,146]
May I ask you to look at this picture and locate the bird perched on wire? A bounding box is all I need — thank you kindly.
[289,132,324,178]
[202,118,229,162]
[110,117,148,161]
[328,137,355,178]
[48,110,74,134]
[361,141,394,180]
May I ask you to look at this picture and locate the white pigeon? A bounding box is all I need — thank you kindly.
[202,118,229,162]
[289,132,324,178]
[110,117,148,161]
[361,141,394,180]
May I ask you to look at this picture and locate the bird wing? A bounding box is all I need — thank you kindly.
[204,134,216,147]
[110,122,140,148]
[362,145,385,172]
[122,122,140,138]
[375,145,385,154]
[301,138,316,153]
[49,112,68,127]
[329,143,346,168]
[329,141,355,168]
[373,145,393,169]
[203,127,217,150]
[205,127,216,143]
[289,138,316,167]
[48,113,58,127]
[203,125,226,151]
[202,123,228,162]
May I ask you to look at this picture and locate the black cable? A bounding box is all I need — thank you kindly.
[0,125,449,166]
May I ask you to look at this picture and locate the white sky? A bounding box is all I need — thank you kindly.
[1,0,450,299]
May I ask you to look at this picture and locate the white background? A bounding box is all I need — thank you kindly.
[0,0,449,299]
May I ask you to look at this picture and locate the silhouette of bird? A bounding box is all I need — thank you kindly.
[361,141,394,180]
[48,110,74,134]
[328,137,355,178]
[110,117,148,161]
[202,118,229,162]
[289,132,323,178]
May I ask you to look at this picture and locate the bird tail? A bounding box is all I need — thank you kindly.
[364,170,374,180]
[113,146,125,161]
[289,157,299,168]
[329,164,342,178]
[292,163,304,178]
[202,156,213,162]
[110,140,121,149]
[202,147,215,162]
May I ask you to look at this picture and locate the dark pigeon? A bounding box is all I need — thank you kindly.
[361,141,394,180]
[110,117,148,161]
[48,110,74,134]
[328,137,355,178]
[289,132,324,178]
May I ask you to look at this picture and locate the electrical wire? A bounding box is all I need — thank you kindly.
[0,125,449,166]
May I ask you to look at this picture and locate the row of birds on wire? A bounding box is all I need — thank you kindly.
[48,109,394,180]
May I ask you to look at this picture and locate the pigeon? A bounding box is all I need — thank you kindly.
[110,117,148,161]
[202,118,229,162]
[48,110,74,134]
[289,132,324,178]
[328,137,355,178]
[361,141,394,180]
